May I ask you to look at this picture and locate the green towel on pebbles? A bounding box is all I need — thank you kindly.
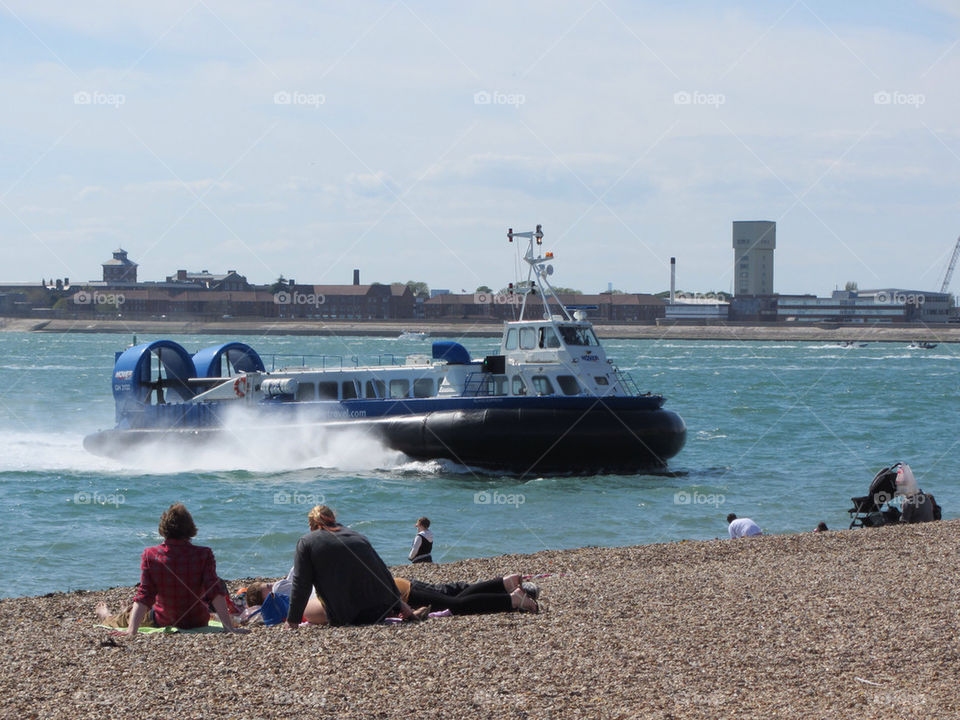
[97,619,225,634]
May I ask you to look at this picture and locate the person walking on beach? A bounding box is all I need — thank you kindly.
[96,503,243,635]
[285,504,419,628]
[408,516,434,564]
[727,513,762,539]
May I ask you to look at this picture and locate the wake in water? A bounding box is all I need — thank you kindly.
[3,405,416,475]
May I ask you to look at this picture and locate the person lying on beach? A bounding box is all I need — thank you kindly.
[246,571,538,623]
[284,505,420,628]
[96,503,245,635]
[401,574,538,614]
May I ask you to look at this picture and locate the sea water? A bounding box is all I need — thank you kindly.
[1,331,957,598]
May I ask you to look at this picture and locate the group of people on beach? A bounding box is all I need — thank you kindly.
[98,503,538,635]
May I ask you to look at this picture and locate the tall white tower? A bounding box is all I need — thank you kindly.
[732,221,776,296]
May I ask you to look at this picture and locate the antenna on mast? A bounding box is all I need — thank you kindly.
[507,225,572,321]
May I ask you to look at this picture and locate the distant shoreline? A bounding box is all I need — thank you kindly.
[2,316,958,343]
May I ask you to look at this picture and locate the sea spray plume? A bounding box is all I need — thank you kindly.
[83,402,409,474]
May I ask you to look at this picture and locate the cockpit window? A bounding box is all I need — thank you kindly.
[539,327,561,348]
[558,325,598,346]
[519,327,537,350]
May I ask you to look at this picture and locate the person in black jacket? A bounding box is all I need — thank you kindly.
[284,505,418,628]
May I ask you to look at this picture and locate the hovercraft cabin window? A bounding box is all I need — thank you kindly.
[365,379,386,398]
[531,375,554,395]
[505,328,518,350]
[556,375,581,395]
[318,382,338,400]
[413,378,434,398]
[342,381,359,400]
[519,327,537,350]
[558,325,599,346]
[389,379,410,399]
[511,376,526,395]
[539,327,561,348]
[296,382,316,401]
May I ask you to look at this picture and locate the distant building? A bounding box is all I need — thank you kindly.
[733,221,775,296]
[777,288,953,323]
[300,283,415,320]
[165,269,251,292]
[664,298,730,321]
[102,249,138,283]
[422,292,665,323]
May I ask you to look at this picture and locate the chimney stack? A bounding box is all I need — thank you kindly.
[670,257,676,304]
[353,269,360,286]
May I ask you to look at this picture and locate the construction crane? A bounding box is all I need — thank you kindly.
[941,234,960,294]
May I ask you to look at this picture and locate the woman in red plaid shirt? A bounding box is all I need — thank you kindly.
[97,503,243,635]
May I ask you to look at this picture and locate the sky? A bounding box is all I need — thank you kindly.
[1,0,959,297]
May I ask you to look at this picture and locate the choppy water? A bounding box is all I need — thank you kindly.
[1,332,957,598]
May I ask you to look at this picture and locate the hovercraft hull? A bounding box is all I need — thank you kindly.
[83,405,685,474]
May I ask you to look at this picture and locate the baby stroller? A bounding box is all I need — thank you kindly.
[848,464,902,528]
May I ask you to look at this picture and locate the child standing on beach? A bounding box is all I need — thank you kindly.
[408,517,434,563]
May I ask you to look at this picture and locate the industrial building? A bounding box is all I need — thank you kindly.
[732,221,776,296]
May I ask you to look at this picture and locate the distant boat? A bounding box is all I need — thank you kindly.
[398,330,429,340]
[908,341,937,350]
[837,341,867,348]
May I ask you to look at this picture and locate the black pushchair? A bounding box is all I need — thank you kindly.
[848,464,902,528]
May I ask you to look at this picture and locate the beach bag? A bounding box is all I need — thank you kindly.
[259,592,290,626]
[928,493,942,521]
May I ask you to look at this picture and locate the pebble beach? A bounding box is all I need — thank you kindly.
[2,520,957,719]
